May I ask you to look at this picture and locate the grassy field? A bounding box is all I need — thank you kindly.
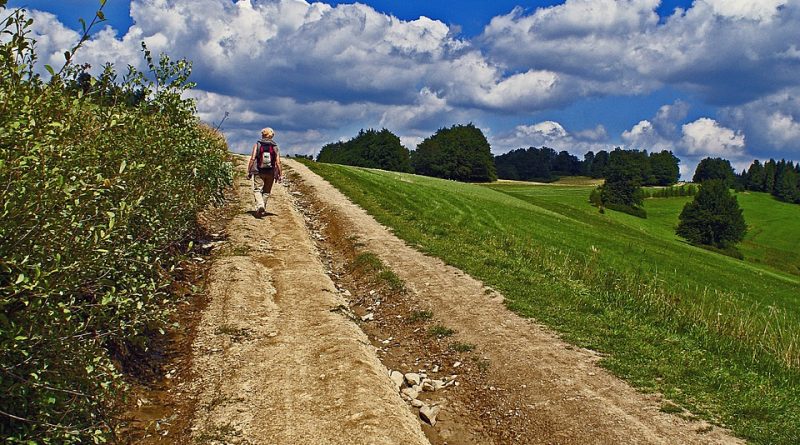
[299,160,800,444]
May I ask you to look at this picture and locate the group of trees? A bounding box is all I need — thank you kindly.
[317,124,497,182]
[317,128,412,173]
[592,150,653,217]
[495,147,582,181]
[740,159,800,204]
[496,147,680,185]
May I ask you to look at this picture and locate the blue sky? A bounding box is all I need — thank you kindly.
[9,0,800,177]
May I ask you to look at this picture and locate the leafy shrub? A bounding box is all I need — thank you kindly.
[0,7,231,443]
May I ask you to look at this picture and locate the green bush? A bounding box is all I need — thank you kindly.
[0,7,231,443]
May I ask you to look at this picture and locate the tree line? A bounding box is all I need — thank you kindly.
[316,127,684,187]
[317,124,497,182]
[739,158,800,204]
[495,147,680,186]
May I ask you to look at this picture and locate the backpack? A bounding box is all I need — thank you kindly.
[256,141,276,172]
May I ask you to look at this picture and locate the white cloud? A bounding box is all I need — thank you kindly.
[493,120,611,155]
[702,0,788,22]
[481,0,800,105]
[681,118,745,156]
[719,87,800,154]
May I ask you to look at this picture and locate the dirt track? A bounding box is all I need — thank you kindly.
[186,157,743,444]
[187,161,428,444]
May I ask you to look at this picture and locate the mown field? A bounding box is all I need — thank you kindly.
[299,160,800,444]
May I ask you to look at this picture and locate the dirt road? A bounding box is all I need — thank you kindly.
[187,162,428,444]
[185,157,743,444]
[280,159,743,445]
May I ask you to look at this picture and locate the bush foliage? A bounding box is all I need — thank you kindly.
[0,6,231,443]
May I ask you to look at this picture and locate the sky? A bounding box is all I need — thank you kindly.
[8,0,800,178]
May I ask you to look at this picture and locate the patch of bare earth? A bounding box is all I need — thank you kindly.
[283,158,744,445]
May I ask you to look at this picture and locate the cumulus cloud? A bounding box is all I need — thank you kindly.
[681,118,746,156]
[19,0,800,163]
[719,87,800,156]
[493,120,611,155]
[622,100,690,150]
[481,0,800,105]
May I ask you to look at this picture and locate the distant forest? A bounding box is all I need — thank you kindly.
[495,147,680,186]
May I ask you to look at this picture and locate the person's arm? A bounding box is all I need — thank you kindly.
[247,143,257,177]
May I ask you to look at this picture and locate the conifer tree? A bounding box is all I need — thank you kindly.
[676,179,747,248]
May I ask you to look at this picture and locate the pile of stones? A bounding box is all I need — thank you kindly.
[388,370,457,426]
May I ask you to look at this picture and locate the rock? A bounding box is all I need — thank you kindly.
[432,365,440,373]
[405,373,421,386]
[342,289,352,297]
[401,387,419,400]
[432,380,446,391]
[421,381,435,392]
[411,399,424,408]
[453,361,462,368]
[390,371,405,390]
[361,313,374,322]
[419,405,441,426]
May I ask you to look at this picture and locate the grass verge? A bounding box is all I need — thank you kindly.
[300,160,800,444]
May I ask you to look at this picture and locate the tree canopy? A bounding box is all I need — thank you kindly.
[676,179,747,248]
[598,149,648,217]
[411,124,497,182]
[317,128,411,172]
[693,157,735,186]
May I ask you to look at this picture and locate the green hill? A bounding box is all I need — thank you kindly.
[299,160,800,444]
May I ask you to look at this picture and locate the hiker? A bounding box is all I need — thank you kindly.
[247,127,283,216]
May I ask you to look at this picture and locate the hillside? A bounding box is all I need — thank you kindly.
[299,160,800,444]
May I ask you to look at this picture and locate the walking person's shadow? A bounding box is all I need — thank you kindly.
[247,210,277,218]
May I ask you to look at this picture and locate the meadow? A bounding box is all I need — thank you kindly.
[300,161,800,444]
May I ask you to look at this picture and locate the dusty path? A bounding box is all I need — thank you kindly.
[187,160,429,445]
[283,159,743,445]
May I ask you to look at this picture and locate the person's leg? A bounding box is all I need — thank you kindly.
[252,175,266,213]
[259,170,275,210]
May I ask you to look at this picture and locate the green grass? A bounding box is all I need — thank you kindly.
[428,325,456,338]
[300,160,800,444]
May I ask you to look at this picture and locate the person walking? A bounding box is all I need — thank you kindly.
[247,127,283,216]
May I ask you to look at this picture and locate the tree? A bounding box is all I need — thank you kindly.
[582,151,595,176]
[317,128,411,172]
[552,150,582,176]
[590,150,609,178]
[412,123,497,182]
[745,160,765,191]
[648,150,680,186]
[774,161,800,203]
[676,179,747,248]
[693,157,735,186]
[763,159,777,193]
[598,149,647,217]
